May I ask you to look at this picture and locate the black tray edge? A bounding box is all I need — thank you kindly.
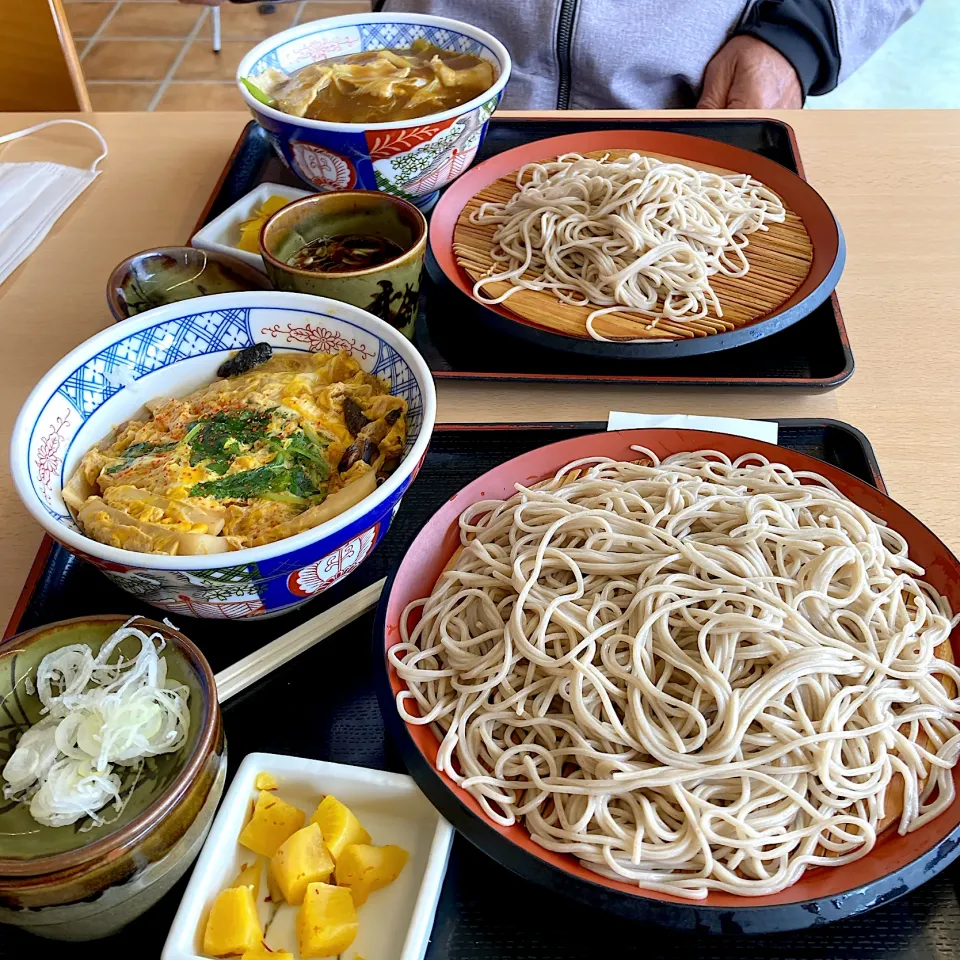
[197,120,855,390]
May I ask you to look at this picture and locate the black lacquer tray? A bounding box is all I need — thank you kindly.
[195,118,854,387]
[12,421,960,959]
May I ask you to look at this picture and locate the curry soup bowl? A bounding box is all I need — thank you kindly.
[11,291,436,620]
[236,12,511,211]
[0,615,225,940]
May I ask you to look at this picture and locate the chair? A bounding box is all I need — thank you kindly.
[0,0,91,111]
[212,5,222,53]
[211,2,301,53]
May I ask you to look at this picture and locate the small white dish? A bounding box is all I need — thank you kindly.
[191,182,313,272]
[162,752,454,960]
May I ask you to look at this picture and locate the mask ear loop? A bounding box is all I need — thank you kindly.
[0,119,108,172]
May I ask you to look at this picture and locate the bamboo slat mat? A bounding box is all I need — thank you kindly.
[454,150,814,342]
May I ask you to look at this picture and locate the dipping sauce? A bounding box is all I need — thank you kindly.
[289,234,405,273]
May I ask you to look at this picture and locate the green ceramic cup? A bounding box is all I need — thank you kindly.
[260,190,427,340]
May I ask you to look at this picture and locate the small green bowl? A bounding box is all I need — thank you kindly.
[106,246,273,321]
[260,191,427,340]
[0,615,225,940]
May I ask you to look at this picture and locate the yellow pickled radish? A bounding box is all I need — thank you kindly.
[202,886,262,957]
[270,822,335,905]
[233,859,262,898]
[335,843,408,907]
[254,771,278,791]
[237,195,291,253]
[238,790,305,858]
[297,882,358,958]
[309,796,371,860]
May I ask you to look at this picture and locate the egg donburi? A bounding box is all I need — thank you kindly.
[63,348,407,555]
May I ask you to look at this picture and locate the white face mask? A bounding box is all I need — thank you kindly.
[0,119,108,287]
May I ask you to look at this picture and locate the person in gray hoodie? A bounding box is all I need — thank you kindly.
[373,0,924,110]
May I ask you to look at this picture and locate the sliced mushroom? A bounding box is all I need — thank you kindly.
[342,397,370,436]
[217,343,272,379]
[338,437,379,473]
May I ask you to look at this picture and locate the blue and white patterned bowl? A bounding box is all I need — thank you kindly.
[237,12,511,211]
[10,291,436,620]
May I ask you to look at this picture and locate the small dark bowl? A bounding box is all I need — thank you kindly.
[107,246,273,321]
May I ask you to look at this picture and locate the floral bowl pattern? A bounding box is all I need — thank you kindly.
[11,291,436,620]
[236,12,511,211]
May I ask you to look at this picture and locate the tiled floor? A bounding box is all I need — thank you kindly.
[64,0,371,112]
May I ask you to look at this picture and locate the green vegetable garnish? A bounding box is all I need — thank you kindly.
[188,464,326,503]
[241,76,276,107]
[187,410,274,474]
[288,467,319,499]
[284,431,330,472]
[190,465,293,500]
[124,441,175,458]
[302,423,329,450]
[176,410,334,504]
[105,441,177,473]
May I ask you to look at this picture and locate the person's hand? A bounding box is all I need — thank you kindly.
[697,35,802,109]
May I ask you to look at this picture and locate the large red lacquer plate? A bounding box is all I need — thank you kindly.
[376,429,960,933]
[430,130,844,361]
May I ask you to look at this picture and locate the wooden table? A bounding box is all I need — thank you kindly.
[0,109,957,629]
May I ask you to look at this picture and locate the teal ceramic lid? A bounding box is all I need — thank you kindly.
[0,615,217,876]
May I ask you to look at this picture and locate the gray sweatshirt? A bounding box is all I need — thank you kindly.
[380,0,923,109]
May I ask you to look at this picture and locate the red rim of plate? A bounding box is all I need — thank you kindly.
[382,428,960,914]
[430,130,841,350]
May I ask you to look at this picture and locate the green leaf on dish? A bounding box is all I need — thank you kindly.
[241,77,276,107]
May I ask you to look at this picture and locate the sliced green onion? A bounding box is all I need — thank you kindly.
[241,77,276,108]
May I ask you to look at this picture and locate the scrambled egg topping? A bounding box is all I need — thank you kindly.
[63,350,407,555]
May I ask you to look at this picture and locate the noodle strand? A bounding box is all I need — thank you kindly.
[470,154,786,338]
[392,450,960,898]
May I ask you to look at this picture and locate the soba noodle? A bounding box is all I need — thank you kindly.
[469,153,786,339]
[391,450,960,898]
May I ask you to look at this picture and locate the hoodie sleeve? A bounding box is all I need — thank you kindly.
[736,0,923,96]
[735,0,840,97]
[829,0,924,81]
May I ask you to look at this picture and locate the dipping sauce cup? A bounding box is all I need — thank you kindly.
[260,191,427,340]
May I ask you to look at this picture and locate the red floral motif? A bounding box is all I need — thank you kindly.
[291,141,356,190]
[411,449,427,481]
[260,323,374,359]
[35,414,70,499]
[288,524,379,598]
[366,118,457,161]
[285,33,358,66]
